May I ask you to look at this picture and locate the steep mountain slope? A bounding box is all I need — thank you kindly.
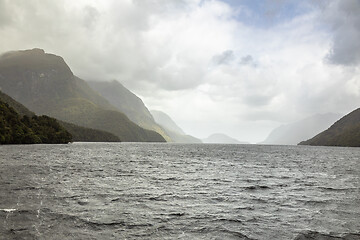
[58,121,119,142]
[0,91,35,117]
[260,113,341,145]
[0,98,72,144]
[87,80,171,141]
[299,108,360,147]
[203,133,247,144]
[0,49,165,142]
[0,90,119,142]
[151,110,202,143]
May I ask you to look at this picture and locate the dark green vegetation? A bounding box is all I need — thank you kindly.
[299,108,360,147]
[0,99,71,144]
[0,91,35,117]
[88,80,172,141]
[0,49,165,142]
[0,90,120,143]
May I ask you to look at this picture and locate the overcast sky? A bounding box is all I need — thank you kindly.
[1,0,360,143]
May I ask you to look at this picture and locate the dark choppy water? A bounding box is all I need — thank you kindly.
[0,143,359,240]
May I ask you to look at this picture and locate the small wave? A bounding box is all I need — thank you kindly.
[216,218,243,224]
[293,231,360,240]
[0,208,17,212]
[244,185,271,190]
[168,212,186,217]
[235,206,255,211]
[318,186,353,192]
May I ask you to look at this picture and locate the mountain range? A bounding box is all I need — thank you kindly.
[87,80,172,141]
[260,113,342,145]
[0,49,164,142]
[2,48,360,147]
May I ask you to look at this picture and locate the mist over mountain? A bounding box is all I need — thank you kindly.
[151,110,201,143]
[203,133,247,144]
[300,108,360,147]
[0,49,165,142]
[151,110,185,135]
[88,80,171,141]
[260,113,342,145]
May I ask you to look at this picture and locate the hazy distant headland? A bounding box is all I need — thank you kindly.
[202,133,249,144]
[260,113,342,145]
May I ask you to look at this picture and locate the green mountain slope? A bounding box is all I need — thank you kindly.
[58,121,119,142]
[299,108,360,147]
[0,48,165,142]
[88,80,172,141]
[0,98,72,144]
[0,91,35,117]
[0,90,120,142]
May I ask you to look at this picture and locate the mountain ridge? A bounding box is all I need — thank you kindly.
[87,80,171,141]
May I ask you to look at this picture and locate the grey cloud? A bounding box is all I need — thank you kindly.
[82,6,99,30]
[239,55,257,67]
[324,0,360,66]
[212,50,235,65]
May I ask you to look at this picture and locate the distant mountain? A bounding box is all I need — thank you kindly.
[203,133,247,144]
[88,80,171,141]
[0,95,71,144]
[260,113,342,145]
[151,110,202,143]
[0,48,164,142]
[299,108,360,147]
[151,110,185,135]
[0,90,119,142]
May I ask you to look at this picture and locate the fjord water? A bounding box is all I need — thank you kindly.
[0,143,359,240]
